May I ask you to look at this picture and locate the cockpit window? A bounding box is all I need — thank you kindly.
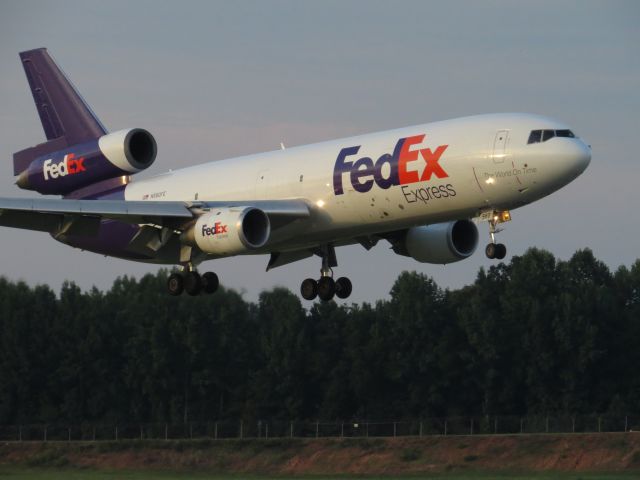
[542,130,555,142]
[527,130,542,144]
[527,129,576,144]
[556,129,575,138]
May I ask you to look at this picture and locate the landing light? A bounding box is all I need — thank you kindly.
[488,210,512,225]
[316,200,325,208]
[485,177,495,185]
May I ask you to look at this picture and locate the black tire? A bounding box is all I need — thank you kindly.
[485,243,496,259]
[300,278,318,301]
[202,271,219,294]
[167,273,184,296]
[317,277,336,302]
[495,243,507,260]
[184,271,202,296]
[335,277,352,299]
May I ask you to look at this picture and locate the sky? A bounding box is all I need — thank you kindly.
[0,0,638,303]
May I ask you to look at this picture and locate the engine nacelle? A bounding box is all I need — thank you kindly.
[16,128,157,195]
[394,220,479,264]
[185,207,271,256]
[98,128,157,173]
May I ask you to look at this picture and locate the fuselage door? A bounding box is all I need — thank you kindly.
[492,130,509,164]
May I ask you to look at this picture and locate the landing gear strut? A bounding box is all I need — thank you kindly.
[484,210,510,260]
[300,245,352,302]
[167,264,219,296]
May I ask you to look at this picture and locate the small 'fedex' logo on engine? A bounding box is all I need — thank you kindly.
[43,153,86,180]
[201,222,228,236]
[333,134,448,195]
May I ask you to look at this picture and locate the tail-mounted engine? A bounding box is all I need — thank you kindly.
[393,220,479,264]
[182,207,271,256]
[15,128,157,195]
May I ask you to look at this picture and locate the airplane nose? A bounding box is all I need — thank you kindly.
[539,137,592,189]
[575,140,591,173]
[559,138,591,185]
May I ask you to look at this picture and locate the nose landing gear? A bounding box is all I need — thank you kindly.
[485,242,507,260]
[484,210,511,260]
[300,245,352,301]
[167,264,219,296]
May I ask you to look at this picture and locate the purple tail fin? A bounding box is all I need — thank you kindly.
[13,48,107,175]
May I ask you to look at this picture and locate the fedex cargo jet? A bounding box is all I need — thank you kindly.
[1,49,591,300]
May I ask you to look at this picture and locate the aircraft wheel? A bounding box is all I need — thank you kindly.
[167,273,184,296]
[184,271,202,296]
[335,277,352,299]
[317,277,336,302]
[300,278,318,301]
[495,243,507,260]
[202,271,219,294]
[485,243,497,259]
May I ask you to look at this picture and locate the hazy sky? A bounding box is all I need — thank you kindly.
[0,1,638,303]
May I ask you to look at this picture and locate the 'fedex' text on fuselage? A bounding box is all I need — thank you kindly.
[333,134,449,195]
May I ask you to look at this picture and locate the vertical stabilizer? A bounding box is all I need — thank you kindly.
[13,48,108,175]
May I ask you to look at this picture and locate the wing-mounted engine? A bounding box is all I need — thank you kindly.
[392,219,479,264]
[182,207,271,256]
[15,128,157,195]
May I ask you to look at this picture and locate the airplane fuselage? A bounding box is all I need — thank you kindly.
[85,113,590,261]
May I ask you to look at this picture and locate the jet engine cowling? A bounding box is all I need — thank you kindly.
[185,207,271,256]
[394,220,479,264]
[97,128,157,173]
[15,128,157,195]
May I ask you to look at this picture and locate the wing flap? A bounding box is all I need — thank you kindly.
[0,209,61,232]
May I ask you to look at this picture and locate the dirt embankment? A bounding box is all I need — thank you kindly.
[1,433,640,475]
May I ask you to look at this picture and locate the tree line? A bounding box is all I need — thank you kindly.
[0,247,639,425]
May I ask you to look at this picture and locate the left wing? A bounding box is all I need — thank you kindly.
[0,197,195,236]
[0,197,310,236]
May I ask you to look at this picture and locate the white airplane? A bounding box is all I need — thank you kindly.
[2,48,591,300]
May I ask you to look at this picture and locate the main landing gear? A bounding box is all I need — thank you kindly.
[484,210,511,260]
[167,265,219,296]
[300,245,352,302]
